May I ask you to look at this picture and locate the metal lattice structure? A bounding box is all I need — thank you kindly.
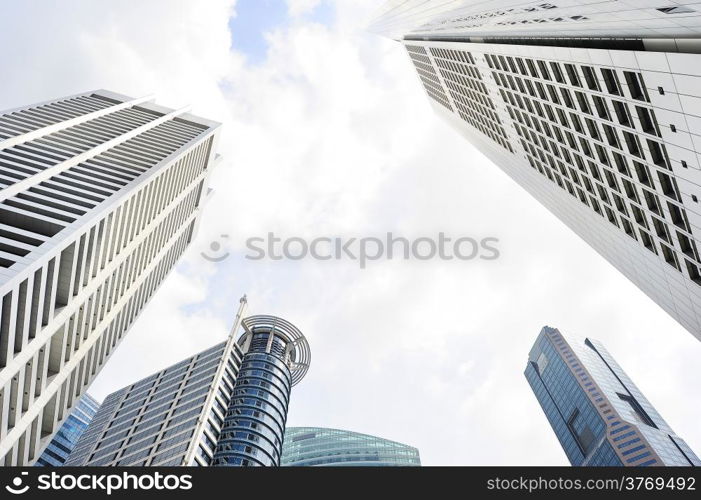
[239,315,311,386]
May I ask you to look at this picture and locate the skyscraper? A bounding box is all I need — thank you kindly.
[66,298,312,467]
[0,90,221,465]
[65,340,243,467]
[372,1,701,341]
[211,314,311,466]
[35,393,99,466]
[281,427,421,466]
[525,326,700,466]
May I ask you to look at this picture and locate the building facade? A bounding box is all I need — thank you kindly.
[66,299,312,467]
[0,89,221,465]
[373,1,701,341]
[35,393,99,466]
[371,0,701,42]
[65,340,242,466]
[281,427,421,466]
[525,326,700,466]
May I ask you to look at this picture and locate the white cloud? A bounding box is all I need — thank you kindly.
[286,0,323,17]
[1,0,699,466]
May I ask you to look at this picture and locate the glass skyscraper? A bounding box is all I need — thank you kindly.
[65,339,242,467]
[281,427,421,466]
[372,1,701,342]
[525,326,700,466]
[35,394,100,466]
[212,315,311,466]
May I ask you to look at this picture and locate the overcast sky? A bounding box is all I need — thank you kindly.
[2,0,699,465]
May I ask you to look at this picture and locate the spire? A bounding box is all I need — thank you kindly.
[228,294,249,339]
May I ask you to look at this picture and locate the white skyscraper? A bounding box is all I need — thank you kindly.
[0,90,221,465]
[373,1,701,341]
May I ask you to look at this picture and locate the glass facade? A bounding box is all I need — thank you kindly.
[65,341,242,467]
[212,315,310,467]
[281,427,421,466]
[35,394,100,466]
[212,348,292,466]
[525,327,700,466]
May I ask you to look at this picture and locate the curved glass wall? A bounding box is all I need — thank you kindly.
[212,331,293,466]
[281,427,421,466]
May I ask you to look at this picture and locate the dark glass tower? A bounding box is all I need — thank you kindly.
[525,326,700,466]
[212,315,311,466]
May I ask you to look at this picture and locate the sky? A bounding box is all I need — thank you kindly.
[1,0,699,466]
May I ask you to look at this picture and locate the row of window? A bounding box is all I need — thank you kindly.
[0,93,118,140]
[430,47,513,153]
[495,67,701,283]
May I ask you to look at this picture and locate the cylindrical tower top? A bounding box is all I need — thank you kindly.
[238,315,311,386]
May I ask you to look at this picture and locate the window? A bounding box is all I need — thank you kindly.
[668,202,688,229]
[576,92,591,114]
[600,68,621,95]
[622,218,636,238]
[631,205,646,227]
[592,95,609,119]
[636,107,657,135]
[633,162,652,186]
[661,243,680,270]
[658,6,695,14]
[535,352,548,373]
[612,101,631,126]
[550,62,565,83]
[678,232,697,259]
[652,217,670,242]
[567,409,596,454]
[612,152,630,175]
[565,64,581,86]
[686,261,701,285]
[603,124,619,147]
[643,189,661,214]
[560,88,575,109]
[624,71,647,101]
[640,230,656,253]
[622,132,641,157]
[582,66,599,91]
[646,140,668,167]
[657,172,678,200]
[618,393,657,427]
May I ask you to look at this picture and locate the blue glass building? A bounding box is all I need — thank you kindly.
[212,315,311,467]
[35,394,100,466]
[281,427,421,466]
[525,326,700,466]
